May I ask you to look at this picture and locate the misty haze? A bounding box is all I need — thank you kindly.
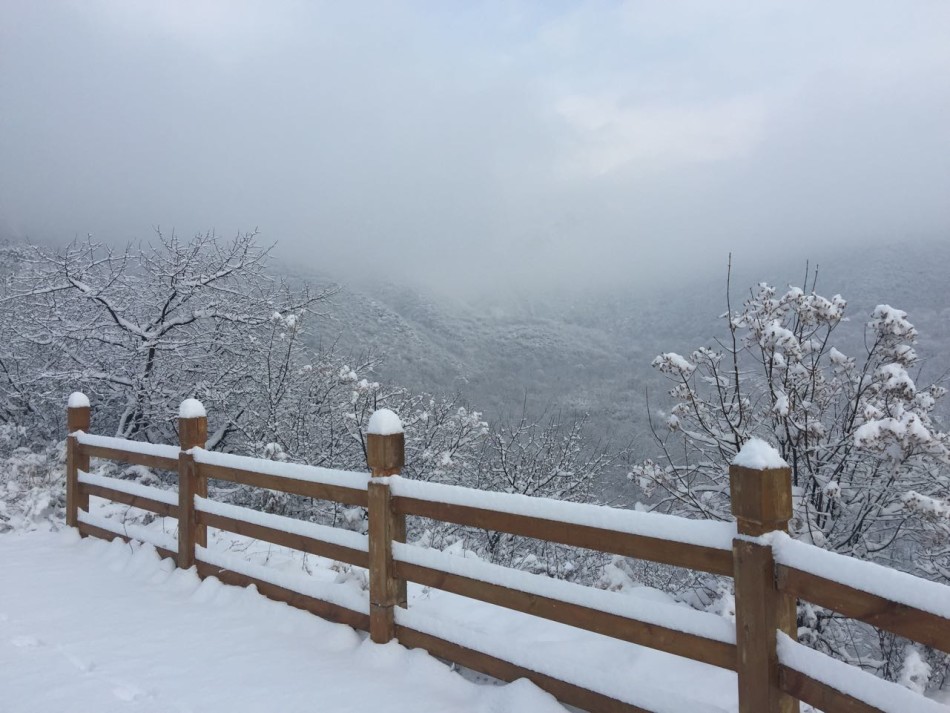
[2,3,950,712]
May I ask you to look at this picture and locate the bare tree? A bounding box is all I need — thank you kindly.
[632,264,950,686]
[6,230,333,442]
[469,404,621,578]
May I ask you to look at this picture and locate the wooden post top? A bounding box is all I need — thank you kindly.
[730,463,793,537]
[367,433,405,477]
[66,392,91,432]
[366,408,405,477]
[178,398,208,451]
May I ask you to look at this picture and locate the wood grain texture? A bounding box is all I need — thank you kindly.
[729,464,793,537]
[196,510,368,568]
[731,461,798,713]
[392,496,734,575]
[66,405,91,434]
[65,435,81,528]
[80,482,179,518]
[395,560,737,670]
[78,443,179,472]
[779,665,886,713]
[179,415,208,547]
[76,521,177,562]
[368,481,405,643]
[196,461,367,507]
[366,432,404,476]
[194,560,370,631]
[777,564,950,654]
[66,405,91,527]
[395,626,652,713]
[733,541,799,713]
[178,451,198,569]
[178,416,207,451]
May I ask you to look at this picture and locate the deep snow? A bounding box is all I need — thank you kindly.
[0,531,567,713]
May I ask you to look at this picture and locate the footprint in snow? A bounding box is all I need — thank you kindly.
[113,686,147,702]
[55,644,95,673]
[11,635,41,647]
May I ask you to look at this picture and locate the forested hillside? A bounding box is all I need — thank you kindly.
[306,236,950,463]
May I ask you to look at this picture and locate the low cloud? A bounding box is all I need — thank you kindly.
[1,1,948,296]
[555,94,769,177]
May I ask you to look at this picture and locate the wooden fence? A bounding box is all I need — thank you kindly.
[64,396,950,713]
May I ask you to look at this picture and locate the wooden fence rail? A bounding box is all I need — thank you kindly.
[63,393,950,713]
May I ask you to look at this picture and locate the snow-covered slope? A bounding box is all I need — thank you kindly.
[0,531,571,713]
[291,236,950,464]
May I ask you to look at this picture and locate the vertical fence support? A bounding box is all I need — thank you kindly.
[178,399,208,569]
[65,392,91,529]
[367,409,406,644]
[731,459,799,713]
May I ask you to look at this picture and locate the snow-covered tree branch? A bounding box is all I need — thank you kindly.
[5,231,336,442]
[633,264,950,685]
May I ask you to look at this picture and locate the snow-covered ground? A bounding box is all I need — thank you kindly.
[0,531,570,713]
[0,519,740,713]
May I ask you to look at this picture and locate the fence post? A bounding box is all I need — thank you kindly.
[178,399,208,569]
[366,409,406,644]
[65,392,91,529]
[731,446,799,713]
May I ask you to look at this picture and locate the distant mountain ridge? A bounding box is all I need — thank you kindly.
[291,237,950,456]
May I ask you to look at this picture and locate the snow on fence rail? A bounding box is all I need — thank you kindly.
[387,477,736,576]
[63,394,950,713]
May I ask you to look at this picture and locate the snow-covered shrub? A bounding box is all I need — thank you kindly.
[0,441,66,533]
[632,268,950,687]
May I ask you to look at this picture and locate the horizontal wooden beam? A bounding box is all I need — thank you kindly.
[777,565,950,654]
[80,482,179,518]
[395,560,735,670]
[392,497,733,576]
[396,626,650,713]
[194,560,370,631]
[779,665,884,713]
[76,520,177,562]
[79,443,179,471]
[197,462,367,508]
[196,510,368,568]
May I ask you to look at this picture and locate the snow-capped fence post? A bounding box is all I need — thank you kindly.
[366,409,407,644]
[65,392,91,529]
[177,399,208,569]
[730,440,799,713]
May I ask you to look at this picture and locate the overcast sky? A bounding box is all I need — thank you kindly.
[2,1,948,295]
